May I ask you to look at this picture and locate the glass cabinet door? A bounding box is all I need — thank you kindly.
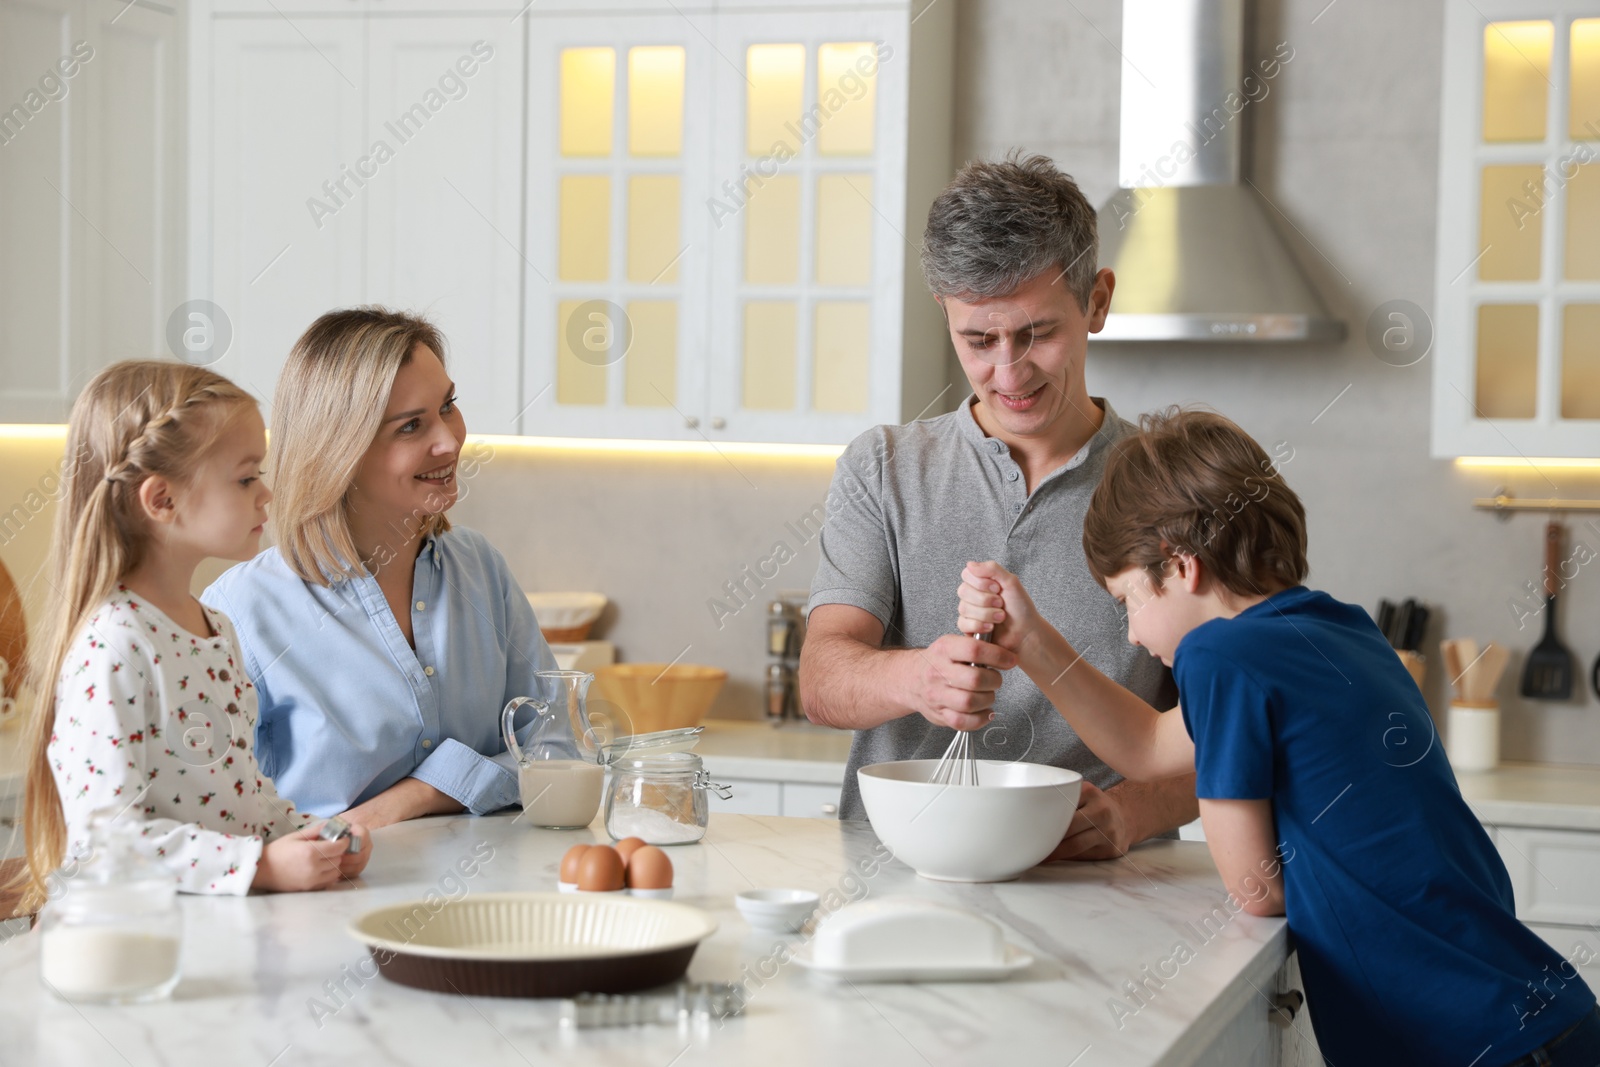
[705,11,908,444]
[1435,2,1600,457]
[522,16,712,439]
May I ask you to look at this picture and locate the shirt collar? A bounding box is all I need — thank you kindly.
[958,392,1125,467]
[420,529,444,570]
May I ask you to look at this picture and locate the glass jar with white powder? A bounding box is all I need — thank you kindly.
[604,750,732,845]
[38,812,182,1004]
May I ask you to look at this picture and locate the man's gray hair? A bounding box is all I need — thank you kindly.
[920,151,1099,310]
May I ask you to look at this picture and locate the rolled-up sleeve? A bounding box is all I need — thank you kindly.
[411,738,520,815]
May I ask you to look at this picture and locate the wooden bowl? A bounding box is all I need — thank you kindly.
[348,892,716,998]
[590,664,728,735]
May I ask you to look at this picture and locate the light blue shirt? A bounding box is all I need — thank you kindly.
[202,526,558,817]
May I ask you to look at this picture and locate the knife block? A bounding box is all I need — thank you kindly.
[1395,649,1426,690]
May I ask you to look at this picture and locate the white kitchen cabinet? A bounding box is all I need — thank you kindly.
[204,16,366,409]
[364,18,526,436]
[1433,1,1600,457]
[706,775,841,819]
[520,0,954,444]
[0,0,184,422]
[780,780,841,818]
[521,12,716,440]
[709,778,783,817]
[1494,824,1600,926]
[195,8,525,429]
[1186,944,1318,1067]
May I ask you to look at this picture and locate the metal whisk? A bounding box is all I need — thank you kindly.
[928,632,990,787]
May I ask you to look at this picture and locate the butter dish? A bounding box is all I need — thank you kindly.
[792,898,1032,982]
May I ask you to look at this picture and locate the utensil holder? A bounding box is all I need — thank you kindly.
[1447,701,1500,772]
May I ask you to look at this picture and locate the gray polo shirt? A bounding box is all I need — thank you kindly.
[807,395,1177,821]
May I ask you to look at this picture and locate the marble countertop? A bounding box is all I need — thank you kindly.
[1457,761,1600,832]
[0,812,1291,1067]
[696,719,852,783]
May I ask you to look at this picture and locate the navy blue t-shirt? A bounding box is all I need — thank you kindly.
[1176,585,1593,1066]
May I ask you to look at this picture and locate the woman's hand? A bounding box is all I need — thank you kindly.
[253,822,372,892]
[958,560,1043,657]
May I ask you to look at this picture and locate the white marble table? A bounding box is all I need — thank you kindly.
[0,813,1292,1067]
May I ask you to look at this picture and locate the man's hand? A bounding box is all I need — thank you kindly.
[906,633,1017,731]
[1046,781,1136,862]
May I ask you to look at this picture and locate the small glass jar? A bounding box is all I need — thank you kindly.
[39,814,183,1004]
[604,751,731,846]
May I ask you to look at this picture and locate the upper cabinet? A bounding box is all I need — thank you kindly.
[196,3,527,431]
[522,1,954,444]
[5,0,951,443]
[0,0,185,423]
[1435,0,1600,457]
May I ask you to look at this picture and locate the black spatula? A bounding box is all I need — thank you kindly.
[1520,520,1574,701]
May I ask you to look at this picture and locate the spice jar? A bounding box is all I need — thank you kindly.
[604,751,732,846]
[39,812,183,1004]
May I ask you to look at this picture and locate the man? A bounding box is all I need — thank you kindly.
[799,152,1197,860]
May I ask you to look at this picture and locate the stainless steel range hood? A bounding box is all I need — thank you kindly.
[1094,0,1343,343]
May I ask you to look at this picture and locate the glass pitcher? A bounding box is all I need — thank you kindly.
[502,670,607,829]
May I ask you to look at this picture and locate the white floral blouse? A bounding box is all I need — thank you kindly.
[47,587,313,894]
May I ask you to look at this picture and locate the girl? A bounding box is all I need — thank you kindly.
[10,361,371,914]
[203,307,558,827]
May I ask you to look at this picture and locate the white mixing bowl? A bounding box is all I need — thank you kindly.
[857,760,1083,883]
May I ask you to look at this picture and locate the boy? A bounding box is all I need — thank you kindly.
[957,408,1599,1066]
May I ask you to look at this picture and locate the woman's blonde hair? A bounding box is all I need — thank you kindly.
[9,360,255,914]
[269,307,452,585]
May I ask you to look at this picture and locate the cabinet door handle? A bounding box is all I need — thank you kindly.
[1269,990,1304,1028]
[685,416,699,429]
[821,803,838,816]
[710,416,726,430]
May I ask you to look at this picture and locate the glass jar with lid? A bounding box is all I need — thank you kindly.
[603,737,731,846]
[38,811,183,1004]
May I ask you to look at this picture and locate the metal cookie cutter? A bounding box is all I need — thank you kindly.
[317,816,362,854]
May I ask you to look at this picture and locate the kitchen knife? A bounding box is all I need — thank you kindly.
[1391,599,1416,651]
[1376,600,1396,645]
[1402,605,1430,653]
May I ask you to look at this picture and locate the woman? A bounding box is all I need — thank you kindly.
[204,307,557,828]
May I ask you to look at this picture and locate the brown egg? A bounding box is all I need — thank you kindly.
[560,844,591,884]
[626,846,673,890]
[613,837,647,867]
[576,844,625,892]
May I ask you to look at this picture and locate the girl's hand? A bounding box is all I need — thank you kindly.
[253,822,371,892]
[958,560,1041,656]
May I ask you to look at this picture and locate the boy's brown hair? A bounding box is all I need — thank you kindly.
[1083,407,1308,597]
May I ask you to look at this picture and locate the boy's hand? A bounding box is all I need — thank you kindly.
[254,822,372,892]
[958,560,1042,656]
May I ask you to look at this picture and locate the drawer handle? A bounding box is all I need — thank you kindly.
[1269,990,1304,1029]
[821,803,838,816]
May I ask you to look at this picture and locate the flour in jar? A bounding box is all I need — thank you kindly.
[607,807,704,844]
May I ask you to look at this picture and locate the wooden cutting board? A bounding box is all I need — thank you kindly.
[0,555,26,697]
